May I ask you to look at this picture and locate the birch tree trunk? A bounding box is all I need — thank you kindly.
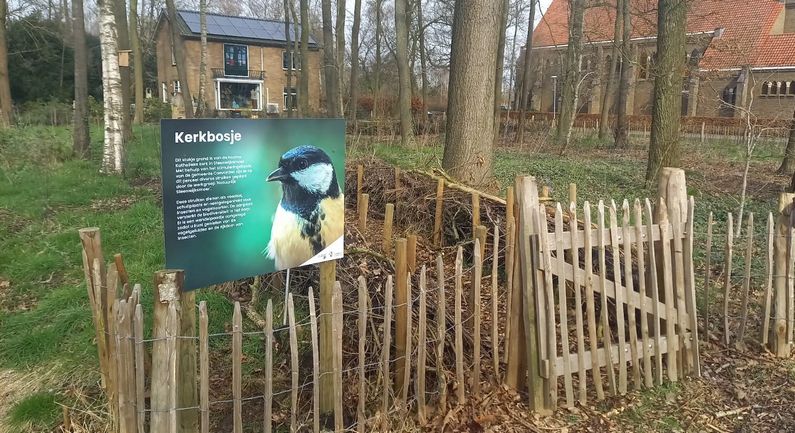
[99,0,125,174]
[197,0,208,116]
[299,0,310,114]
[321,0,340,117]
[516,0,537,144]
[395,0,413,146]
[614,0,631,148]
[443,0,502,186]
[646,0,687,183]
[599,0,622,140]
[349,0,362,127]
[73,0,90,157]
[0,0,13,127]
[556,0,586,149]
[130,0,145,123]
[166,0,194,118]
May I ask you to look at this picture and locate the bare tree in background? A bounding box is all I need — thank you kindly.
[599,0,621,140]
[417,0,429,122]
[614,0,631,148]
[373,0,383,119]
[555,0,586,148]
[335,0,346,116]
[0,0,12,127]
[646,0,687,183]
[395,0,413,145]
[298,0,310,114]
[99,0,125,173]
[493,0,508,145]
[443,0,502,186]
[166,0,193,118]
[321,0,340,117]
[130,0,145,123]
[196,0,208,117]
[516,0,536,144]
[349,0,362,127]
[113,0,131,137]
[73,0,89,157]
[778,105,795,174]
[284,0,293,116]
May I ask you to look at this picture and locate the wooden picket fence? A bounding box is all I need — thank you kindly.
[78,165,795,432]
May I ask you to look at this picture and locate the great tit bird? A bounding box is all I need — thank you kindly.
[266,145,344,269]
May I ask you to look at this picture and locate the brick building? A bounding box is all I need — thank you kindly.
[525,0,795,120]
[155,10,322,115]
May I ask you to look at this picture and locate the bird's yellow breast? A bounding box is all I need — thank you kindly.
[267,194,344,269]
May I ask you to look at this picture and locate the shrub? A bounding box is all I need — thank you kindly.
[144,98,172,122]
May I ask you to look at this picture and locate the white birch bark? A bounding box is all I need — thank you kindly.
[99,0,125,174]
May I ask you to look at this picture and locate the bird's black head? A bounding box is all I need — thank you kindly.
[267,146,340,216]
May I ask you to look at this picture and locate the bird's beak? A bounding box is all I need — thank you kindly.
[267,167,288,182]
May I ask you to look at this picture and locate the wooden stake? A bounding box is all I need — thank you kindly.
[417,267,428,424]
[597,202,617,394]
[433,179,445,248]
[288,294,299,433]
[763,213,774,346]
[357,164,364,204]
[569,202,587,403]
[609,202,627,394]
[78,228,110,395]
[151,270,184,433]
[401,275,413,404]
[583,202,604,399]
[635,200,653,388]
[685,196,701,376]
[622,201,641,390]
[724,213,734,346]
[473,238,483,395]
[454,246,465,404]
[232,302,243,433]
[659,203,678,382]
[738,213,754,345]
[568,183,577,206]
[704,212,713,340]
[357,277,368,432]
[475,225,487,261]
[538,204,558,409]
[555,204,574,406]
[491,225,501,383]
[319,261,336,414]
[394,238,408,394]
[383,204,395,256]
[435,255,447,410]
[773,193,794,357]
[134,305,146,433]
[308,290,319,433]
[359,193,369,233]
[199,302,209,433]
[670,206,690,374]
[407,234,418,274]
[644,199,664,385]
[332,284,344,433]
[381,276,393,416]
[472,192,481,235]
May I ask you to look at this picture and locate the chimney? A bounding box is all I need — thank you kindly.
[786,0,795,33]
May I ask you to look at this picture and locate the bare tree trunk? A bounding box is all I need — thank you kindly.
[556,0,586,148]
[349,0,362,127]
[417,0,428,123]
[165,0,193,118]
[0,0,12,127]
[321,0,340,117]
[614,0,631,148]
[289,0,301,115]
[493,0,508,145]
[197,0,208,117]
[73,0,90,157]
[284,0,293,117]
[516,0,537,144]
[395,0,413,146]
[130,0,145,123]
[508,0,519,110]
[374,0,383,120]
[113,0,132,137]
[443,0,502,186]
[599,0,622,140]
[335,0,346,116]
[646,0,687,183]
[99,0,125,174]
[778,106,795,174]
[299,0,310,114]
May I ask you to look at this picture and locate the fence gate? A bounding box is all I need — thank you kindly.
[515,177,701,411]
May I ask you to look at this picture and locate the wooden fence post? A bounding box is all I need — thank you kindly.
[383,204,395,256]
[773,193,795,357]
[359,193,369,232]
[319,261,336,414]
[357,277,368,432]
[151,270,184,433]
[472,193,481,235]
[78,228,111,397]
[432,179,445,248]
[407,234,418,274]
[395,238,409,395]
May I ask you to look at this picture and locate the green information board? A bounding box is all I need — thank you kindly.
[160,119,346,291]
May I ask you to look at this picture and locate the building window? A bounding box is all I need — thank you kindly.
[789,81,795,96]
[722,86,737,106]
[762,81,772,96]
[283,87,297,110]
[639,53,650,80]
[162,82,168,102]
[224,44,249,77]
[282,51,301,70]
[217,81,261,110]
[171,45,176,66]
[173,80,181,95]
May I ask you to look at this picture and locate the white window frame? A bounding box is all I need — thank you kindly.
[162,82,168,102]
[215,78,263,111]
[173,80,181,94]
[283,87,297,111]
[282,51,302,71]
[223,43,250,77]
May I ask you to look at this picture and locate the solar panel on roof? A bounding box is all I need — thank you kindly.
[177,10,318,44]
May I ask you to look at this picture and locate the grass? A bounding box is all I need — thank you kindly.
[1,124,791,431]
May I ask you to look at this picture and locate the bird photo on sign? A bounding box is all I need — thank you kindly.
[160,118,345,291]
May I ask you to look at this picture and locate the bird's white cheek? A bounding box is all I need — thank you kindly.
[291,163,333,194]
